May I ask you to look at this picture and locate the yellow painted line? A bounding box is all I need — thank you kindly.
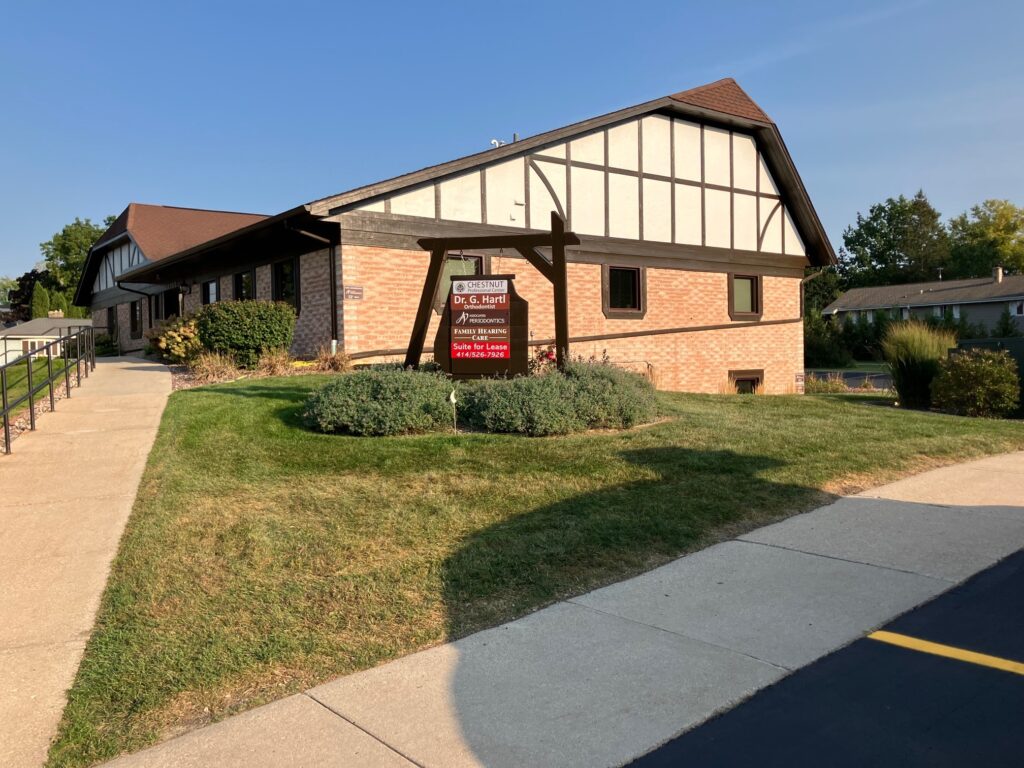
[868,631,1024,676]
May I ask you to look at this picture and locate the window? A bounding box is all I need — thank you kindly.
[202,279,219,305]
[729,369,763,395]
[602,266,646,319]
[866,310,875,324]
[1009,300,1024,317]
[130,300,143,339]
[273,259,300,312]
[901,307,910,320]
[106,306,116,335]
[729,274,762,320]
[234,270,256,301]
[162,288,180,319]
[434,254,482,312]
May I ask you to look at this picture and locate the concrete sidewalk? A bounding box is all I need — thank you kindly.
[104,451,1024,768]
[0,358,171,768]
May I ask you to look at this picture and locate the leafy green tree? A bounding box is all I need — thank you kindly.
[948,200,1024,278]
[803,266,843,314]
[838,191,949,287]
[0,275,15,305]
[51,291,69,316]
[39,215,114,290]
[31,284,51,319]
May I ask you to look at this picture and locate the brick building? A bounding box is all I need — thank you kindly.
[76,78,835,392]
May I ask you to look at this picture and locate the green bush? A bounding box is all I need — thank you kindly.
[881,321,955,409]
[149,315,202,365]
[196,301,295,368]
[461,363,657,437]
[304,368,452,436]
[461,374,583,436]
[94,333,117,357]
[804,313,853,368]
[931,349,1020,418]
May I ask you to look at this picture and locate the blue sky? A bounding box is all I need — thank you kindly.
[1,0,1022,277]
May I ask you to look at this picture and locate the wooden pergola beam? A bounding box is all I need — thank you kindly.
[404,212,575,371]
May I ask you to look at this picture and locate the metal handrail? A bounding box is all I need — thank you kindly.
[1,326,95,454]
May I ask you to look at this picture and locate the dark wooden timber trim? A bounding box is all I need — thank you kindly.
[728,272,763,321]
[405,246,447,368]
[353,317,801,361]
[601,264,647,319]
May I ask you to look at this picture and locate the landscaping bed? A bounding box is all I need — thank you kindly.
[48,378,1024,767]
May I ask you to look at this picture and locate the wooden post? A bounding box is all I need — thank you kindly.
[551,211,570,370]
[404,246,447,369]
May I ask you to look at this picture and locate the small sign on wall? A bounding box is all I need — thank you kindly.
[795,372,805,394]
[344,286,364,300]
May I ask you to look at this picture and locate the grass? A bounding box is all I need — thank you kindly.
[48,377,1024,767]
[2,357,70,417]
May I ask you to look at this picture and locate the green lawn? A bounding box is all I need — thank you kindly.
[2,357,70,418]
[48,377,1024,767]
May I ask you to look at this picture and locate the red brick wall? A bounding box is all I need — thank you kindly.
[340,244,804,393]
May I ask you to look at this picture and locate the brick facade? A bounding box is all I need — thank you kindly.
[339,244,804,393]
[113,297,152,354]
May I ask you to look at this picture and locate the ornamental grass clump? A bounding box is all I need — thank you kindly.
[304,368,452,436]
[931,349,1020,418]
[881,321,955,409]
[196,300,296,369]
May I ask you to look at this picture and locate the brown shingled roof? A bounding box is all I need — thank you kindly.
[824,274,1024,312]
[94,203,267,261]
[669,78,773,124]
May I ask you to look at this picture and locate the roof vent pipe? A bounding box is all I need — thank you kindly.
[994,265,1004,283]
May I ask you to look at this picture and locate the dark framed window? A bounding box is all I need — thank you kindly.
[106,306,116,336]
[233,270,256,301]
[729,274,762,320]
[162,288,180,319]
[729,369,763,395]
[130,300,143,339]
[434,254,483,313]
[201,279,219,305]
[273,259,300,312]
[602,265,646,319]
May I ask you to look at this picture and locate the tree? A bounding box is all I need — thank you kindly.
[39,215,114,290]
[948,200,1024,278]
[993,307,1022,338]
[803,266,843,314]
[0,275,15,304]
[31,284,51,319]
[51,291,69,317]
[838,191,949,288]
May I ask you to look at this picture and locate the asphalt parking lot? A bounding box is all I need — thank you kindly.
[627,549,1024,767]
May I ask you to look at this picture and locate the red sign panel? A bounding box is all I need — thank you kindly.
[450,279,510,360]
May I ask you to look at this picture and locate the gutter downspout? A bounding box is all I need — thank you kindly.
[283,223,340,350]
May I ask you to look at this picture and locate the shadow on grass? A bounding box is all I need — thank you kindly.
[441,446,833,638]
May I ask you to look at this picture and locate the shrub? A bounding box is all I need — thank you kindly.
[196,300,295,368]
[993,307,1023,338]
[805,372,848,394]
[804,313,853,368]
[563,361,658,428]
[881,321,955,409]
[94,333,117,357]
[461,374,583,436]
[150,315,202,365]
[461,363,657,436]
[931,349,1020,418]
[313,344,351,372]
[304,369,452,436]
[189,351,240,385]
[257,348,293,377]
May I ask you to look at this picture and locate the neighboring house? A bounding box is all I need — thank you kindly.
[75,78,836,393]
[823,267,1024,335]
[73,204,267,353]
[0,318,93,365]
